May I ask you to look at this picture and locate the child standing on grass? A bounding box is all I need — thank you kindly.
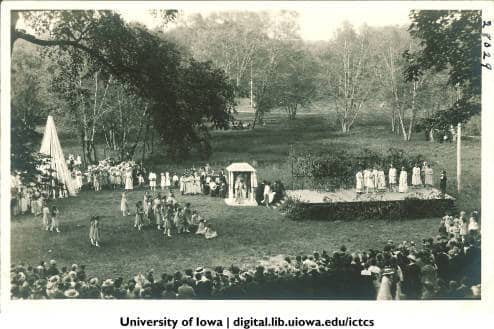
[135,201,144,231]
[121,192,129,217]
[89,216,101,247]
[42,201,50,231]
[50,206,60,233]
[174,205,185,234]
[163,204,173,238]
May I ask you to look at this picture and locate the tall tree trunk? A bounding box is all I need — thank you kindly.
[406,81,418,141]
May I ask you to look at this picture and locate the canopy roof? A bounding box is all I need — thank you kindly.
[39,116,77,196]
[225,162,256,172]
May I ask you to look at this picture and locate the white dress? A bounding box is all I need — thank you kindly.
[363,170,370,188]
[367,171,375,189]
[388,168,397,185]
[412,166,422,186]
[377,171,386,190]
[425,167,434,186]
[376,276,393,300]
[149,173,157,187]
[125,170,133,190]
[399,171,408,193]
[356,172,364,193]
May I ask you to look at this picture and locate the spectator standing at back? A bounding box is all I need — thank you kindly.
[440,170,447,198]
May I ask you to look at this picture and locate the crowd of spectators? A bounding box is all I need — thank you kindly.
[11,210,481,300]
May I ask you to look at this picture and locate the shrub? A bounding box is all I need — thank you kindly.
[278,196,306,220]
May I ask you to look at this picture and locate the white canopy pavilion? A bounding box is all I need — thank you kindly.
[225,162,258,206]
[39,116,78,196]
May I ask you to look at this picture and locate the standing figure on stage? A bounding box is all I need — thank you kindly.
[363,168,370,193]
[121,192,129,217]
[421,161,428,188]
[411,163,422,189]
[424,164,434,188]
[388,164,397,192]
[367,168,376,193]
[50,206,60,233]
[125,167,133,192]
[355,170,364,196]
[377,167,386,192]
[398,167,408,193]
[372,167,379,192]
[89,216,101,247]
[439,170,447,198]
[149,170,157,191]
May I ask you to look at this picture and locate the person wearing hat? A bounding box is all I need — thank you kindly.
[46,260,60,277]
[64,288,80,299]
[101,279,115,299]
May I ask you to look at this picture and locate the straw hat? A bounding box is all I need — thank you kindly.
[63,288,80,298]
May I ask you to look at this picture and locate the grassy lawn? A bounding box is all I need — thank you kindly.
[12,105,480,279]
[12,189,442,279]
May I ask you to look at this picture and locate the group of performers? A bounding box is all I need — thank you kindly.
[355,162,440,195]
[121,191,218,240]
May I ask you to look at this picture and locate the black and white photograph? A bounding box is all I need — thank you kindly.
[1,0,493,315]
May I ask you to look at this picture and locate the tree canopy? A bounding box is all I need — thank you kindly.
[405,10,481,130]
[12,10,235,163]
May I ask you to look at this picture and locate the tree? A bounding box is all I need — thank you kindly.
[320,23,377,133]
[165,11,270,97]
[11,39,54,180]
[12,10,234,159]
[405,10,481,132]
[273,42,318,120]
